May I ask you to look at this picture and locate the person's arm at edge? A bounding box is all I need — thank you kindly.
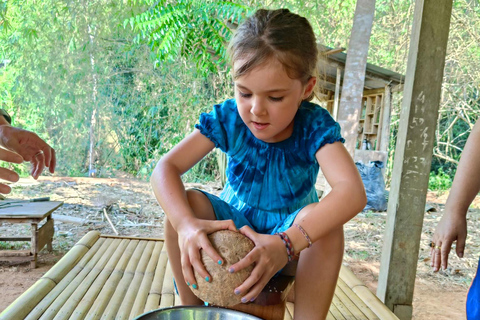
[433,120,480,270]
[285,141,367,253]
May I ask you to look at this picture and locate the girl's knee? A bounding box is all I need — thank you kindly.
[185,189,216,220]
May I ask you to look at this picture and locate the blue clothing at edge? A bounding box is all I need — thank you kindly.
[467,257,480,320]
[194,98,344,234]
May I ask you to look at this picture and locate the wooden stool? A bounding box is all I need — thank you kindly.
[231,261,297,320]
[0,201,63,268]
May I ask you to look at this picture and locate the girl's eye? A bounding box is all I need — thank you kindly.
[239,92,252,98]
[269,96,284,102]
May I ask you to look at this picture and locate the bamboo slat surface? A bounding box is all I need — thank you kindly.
[1,231,399,320]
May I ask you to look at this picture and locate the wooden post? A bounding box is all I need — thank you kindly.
[376,1,453,319]
[337,0,376,156]
[379,85,392,152]
[332,67,342,121]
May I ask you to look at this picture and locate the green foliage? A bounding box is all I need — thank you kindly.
[0,0,479,184]
[428,168,453,191]
[128,0,253,76]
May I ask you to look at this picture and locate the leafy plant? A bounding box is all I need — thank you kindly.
[128,0,253,76]
[428,168,453,191]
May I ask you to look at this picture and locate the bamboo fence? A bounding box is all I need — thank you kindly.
[0,231,399,320]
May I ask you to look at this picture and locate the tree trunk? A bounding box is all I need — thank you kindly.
[337,0,377,156]
[88,23,98,177]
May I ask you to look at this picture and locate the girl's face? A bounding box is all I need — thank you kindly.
[234,58,316,143]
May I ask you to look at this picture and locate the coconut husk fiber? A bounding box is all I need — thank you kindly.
[192,230,255,307]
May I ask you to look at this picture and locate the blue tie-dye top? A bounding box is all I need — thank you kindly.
[195,98,344,213]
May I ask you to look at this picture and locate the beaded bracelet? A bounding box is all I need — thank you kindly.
[293,223,313,248]
[276,232,295,262]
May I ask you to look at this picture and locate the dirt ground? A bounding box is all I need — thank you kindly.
[1,176,479,319]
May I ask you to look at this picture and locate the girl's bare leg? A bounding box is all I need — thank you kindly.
[294,224,344,319]
[164,189,216,305]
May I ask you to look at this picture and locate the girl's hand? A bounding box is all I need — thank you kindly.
[176,218,237,288]
[229,226,289,303]
[431,209,467,272]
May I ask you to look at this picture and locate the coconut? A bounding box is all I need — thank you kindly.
[191,230,255,306]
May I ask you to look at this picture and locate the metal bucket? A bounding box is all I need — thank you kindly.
[133,306,262,320]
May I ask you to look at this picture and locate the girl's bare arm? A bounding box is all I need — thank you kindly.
[287,141,367,252]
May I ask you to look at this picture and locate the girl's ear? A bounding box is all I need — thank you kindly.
[302,77,317,99]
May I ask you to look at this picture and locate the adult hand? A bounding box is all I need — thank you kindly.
[177,218,237,289]
[229,226,289,303]
[0,148,23,194]
[0,125,56,179]
[431,209,467,272]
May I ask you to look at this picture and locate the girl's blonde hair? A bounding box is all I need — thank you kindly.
[228,9,319,101]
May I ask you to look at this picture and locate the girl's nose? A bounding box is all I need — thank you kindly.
[250,98,267,116]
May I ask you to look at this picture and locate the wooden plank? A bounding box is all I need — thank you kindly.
[30,223,37,269]
[377,1,453,318]
[332,67,342,120]
[0,201,63,219]
[0,249,31,257]
[36,218,54,252]
[0,237,31,241]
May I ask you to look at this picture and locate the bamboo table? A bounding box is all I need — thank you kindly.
[0,231,400,320]
[0,201,63,268]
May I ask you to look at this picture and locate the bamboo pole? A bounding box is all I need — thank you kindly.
[25,237,107,320]
[100,234,165,241]
[86,239,140,320]
[129,241,163,319]
[332,294,354,318]
[38,238,114,320]
[334,283,369,319]
[0,231,100,320]
[285,302,294,320]
[101,240,148,320]
[115,241,155,319]
[68,239,130,320]
[339,266,365,289]
[328,299,346,320]
[144,245,168,312]
[50,238,116,320]
[336,278,378,319]
[352,286,399,320]
[159,261,175,308]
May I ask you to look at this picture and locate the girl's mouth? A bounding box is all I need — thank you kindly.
[252,121,269,130]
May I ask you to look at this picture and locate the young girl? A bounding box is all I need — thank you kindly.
[151,8,366,319]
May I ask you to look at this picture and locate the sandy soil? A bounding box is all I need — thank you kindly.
[1,176,478,319]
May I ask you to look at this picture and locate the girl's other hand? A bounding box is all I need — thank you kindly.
[229,226,288,303]
[177,218,237,288]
